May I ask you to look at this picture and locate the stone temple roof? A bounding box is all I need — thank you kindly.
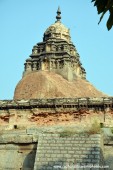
[43,7,70,43]
[44,22,71,43]
[14,7,107,99]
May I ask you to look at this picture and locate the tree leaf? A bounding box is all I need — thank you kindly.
[107,13,113,30]
[92,0,113,30]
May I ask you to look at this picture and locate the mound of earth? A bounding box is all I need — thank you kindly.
[14,71,107,99]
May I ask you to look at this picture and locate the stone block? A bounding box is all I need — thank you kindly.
[14,135,33,143]
[91,137,101,141]
[95,155,101,159]
[86,140,95,144]
[88,155,95,159]
[5,144,18,150]
[70,140,80,144]
[0,134,15,143]
[46,158,53,161]
[51,146,60,150]
[3,129,26,135]
[93,141,101,145]
[44,154,51,158]
[90,134,101,138]
[40,143,50,147]
[86,147,95,151]
[37,153,45,157]
[80,147,87,151]
[73,155,80,158]
[0,144,6,150]
[74,151,82,154]
[33,134,39,142]
[46,150,54,154]
[53,150,61,154]
[91,159,99,163]
[92,151,100,155]
[60,150,67,154]
[56,154,64,158]
[26,127,38,134]
[82,150,92,154]
[82,159,92,163]
[59,146,65,150]
[83,144,92,147]
[64,154,72,158]
[46,167,53,170]
[79,141,86,143]
[91,143,100,147]
[94,147,101,151]
[80,154,89,159]
[71,147,80,150]
[68,151,75,154]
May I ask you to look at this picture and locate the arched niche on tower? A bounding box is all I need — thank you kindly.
[42,58,49,70]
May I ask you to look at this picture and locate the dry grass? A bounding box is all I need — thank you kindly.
[85,120,101,134]
[59,128,77,137]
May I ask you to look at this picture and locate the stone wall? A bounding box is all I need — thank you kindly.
[0,129,113,169]
[0,143,37,170]
[0,97,113,129]
[0,97,113,169]
[0,130,38,170]
[104,145,113,170]
[103,128,113,170]
[34,134,104,170]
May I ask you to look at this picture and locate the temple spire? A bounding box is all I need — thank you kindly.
[56,6,61,22]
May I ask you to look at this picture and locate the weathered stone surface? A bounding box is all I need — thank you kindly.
[0,134,15,143]
[104,145,113,170]
[34,134,104,170]
[14,71,107,100]
[0,143,37,170]
[0,134,33,144]
[33,134,39,142]
[14,135,33,143]
[0,105,113,129]
[2,129,26,135]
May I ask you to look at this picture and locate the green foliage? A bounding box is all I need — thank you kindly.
[59,121,101,137]
[92,0,113,30]
[86,120,101,134]
[111,128,113,133]
[59,128,77,137]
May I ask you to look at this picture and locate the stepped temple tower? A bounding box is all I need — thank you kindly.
[23,7,86,80]
[14,7,106,99]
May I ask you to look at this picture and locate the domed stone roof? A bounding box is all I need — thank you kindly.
[44,22,71,43]
[43,7,70,43]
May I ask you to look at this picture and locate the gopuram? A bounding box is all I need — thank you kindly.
[0,8,113,170]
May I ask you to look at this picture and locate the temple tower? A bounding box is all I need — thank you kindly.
[14,8,106,99]
[23,7,86,81]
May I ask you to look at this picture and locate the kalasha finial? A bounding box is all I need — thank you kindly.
[56,6,61,22]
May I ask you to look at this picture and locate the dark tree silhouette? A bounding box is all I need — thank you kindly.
[92,0,113,30]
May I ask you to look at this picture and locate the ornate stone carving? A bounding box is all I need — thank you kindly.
[24,62,32,71]
[32,62,37,71]
[33,49,37,54]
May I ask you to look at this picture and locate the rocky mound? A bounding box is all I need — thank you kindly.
[14,71,107,99]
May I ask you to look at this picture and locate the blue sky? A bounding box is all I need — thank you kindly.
[0,0,113,99]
